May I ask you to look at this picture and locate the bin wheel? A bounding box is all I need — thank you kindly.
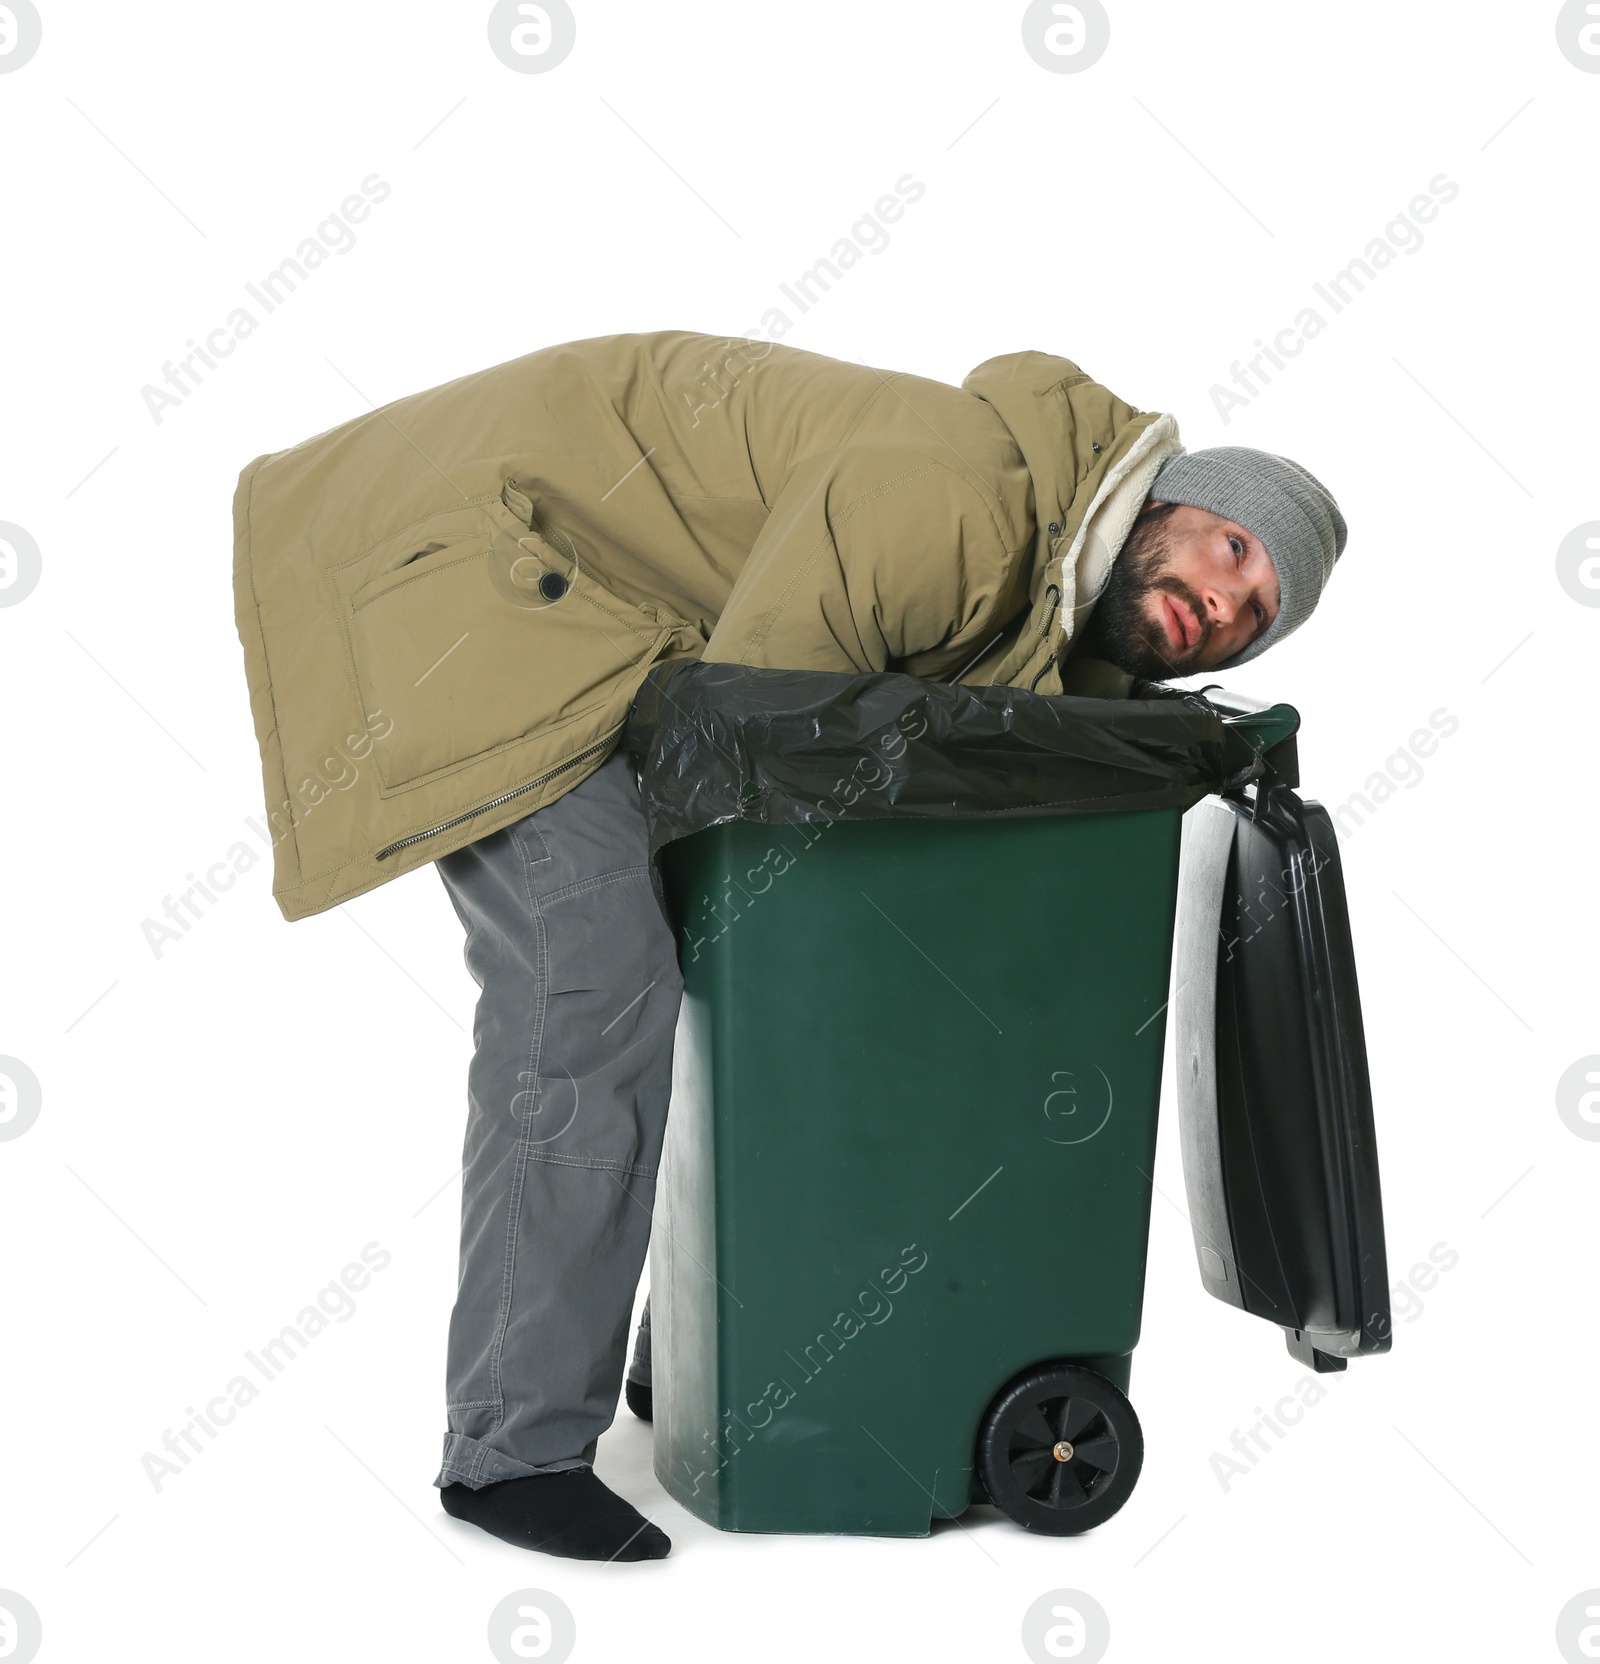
[976,1363,1142,1535]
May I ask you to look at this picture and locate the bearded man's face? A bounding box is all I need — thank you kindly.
[1080,500,1282,680]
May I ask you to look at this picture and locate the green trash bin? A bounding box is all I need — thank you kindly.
[626,664,1302,1538]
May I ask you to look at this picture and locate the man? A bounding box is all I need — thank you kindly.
[232,330,1346,1562]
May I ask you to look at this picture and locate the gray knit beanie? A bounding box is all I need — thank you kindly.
[1148,447,1347,666]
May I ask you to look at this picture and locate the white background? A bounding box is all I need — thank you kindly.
[2,2,1597,1661]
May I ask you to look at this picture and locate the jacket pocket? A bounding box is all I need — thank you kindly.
[338,503,673,792]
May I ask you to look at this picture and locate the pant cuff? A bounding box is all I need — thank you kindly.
[433,1431,593,1490]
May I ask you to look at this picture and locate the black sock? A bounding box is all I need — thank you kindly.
[440,1469,670,1562]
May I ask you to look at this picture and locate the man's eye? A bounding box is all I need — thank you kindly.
[1229,535,1244,561]
[1252,601,1266,627]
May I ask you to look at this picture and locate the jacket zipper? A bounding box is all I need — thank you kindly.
[374,724,626,860]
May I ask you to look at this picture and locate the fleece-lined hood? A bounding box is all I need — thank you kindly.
[961,351,1182,692]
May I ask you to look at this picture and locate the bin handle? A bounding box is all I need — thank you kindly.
[1193,685,1301,791]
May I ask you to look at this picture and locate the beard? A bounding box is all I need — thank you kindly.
[1077,505,1212,682]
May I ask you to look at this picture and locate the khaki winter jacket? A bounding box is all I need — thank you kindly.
[232,330,1181,920]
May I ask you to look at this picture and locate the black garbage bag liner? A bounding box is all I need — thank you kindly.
[622,660,1279,862]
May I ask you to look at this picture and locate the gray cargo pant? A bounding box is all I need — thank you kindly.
[431,747,682,1489]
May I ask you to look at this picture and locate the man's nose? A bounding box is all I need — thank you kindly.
[1201,582,1238,627]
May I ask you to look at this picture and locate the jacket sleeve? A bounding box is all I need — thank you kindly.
[700,445,1027,678]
